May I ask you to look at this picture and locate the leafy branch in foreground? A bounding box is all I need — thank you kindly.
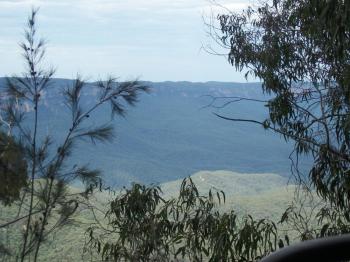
[205,0,350,236]
[86,178,282,262]
[0,8,149,262]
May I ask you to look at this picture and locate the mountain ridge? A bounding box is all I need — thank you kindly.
[0,78,310,187]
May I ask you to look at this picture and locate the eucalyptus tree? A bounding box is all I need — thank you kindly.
[208,0,350,231]
[0,9,149,261]
[87,178,281,262]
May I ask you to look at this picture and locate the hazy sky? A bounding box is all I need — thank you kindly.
[0,0,252,82]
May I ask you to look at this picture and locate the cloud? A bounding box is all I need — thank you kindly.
[0,0,249,15]
[0,0,250,81]
[0,0,249,27]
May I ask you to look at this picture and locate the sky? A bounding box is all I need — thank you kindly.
[0,0,252,82]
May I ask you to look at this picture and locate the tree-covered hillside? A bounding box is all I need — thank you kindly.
[0,78,311,187]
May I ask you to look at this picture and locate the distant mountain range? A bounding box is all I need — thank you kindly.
[0,78,311,187]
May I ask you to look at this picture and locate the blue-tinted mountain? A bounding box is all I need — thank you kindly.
[0,78,310,187]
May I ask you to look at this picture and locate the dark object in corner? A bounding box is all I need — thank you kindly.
[260,234,350,262]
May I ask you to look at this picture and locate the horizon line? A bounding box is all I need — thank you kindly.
[0,76,261,85]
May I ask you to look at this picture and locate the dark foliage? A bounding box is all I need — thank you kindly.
[213,0,350,217]
[0,131,27,206]
[87,178,281,261]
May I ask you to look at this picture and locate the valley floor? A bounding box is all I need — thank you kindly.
[1,170,304,261]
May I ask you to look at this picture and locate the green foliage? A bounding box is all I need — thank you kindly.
[214,0,350,217]
[279,195,350,242]
[0,8,149,261]
[0,131,27,206]
[87,178,281,261]
[0,171,297,261]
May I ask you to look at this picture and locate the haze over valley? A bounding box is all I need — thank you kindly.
[0,78,310,187]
